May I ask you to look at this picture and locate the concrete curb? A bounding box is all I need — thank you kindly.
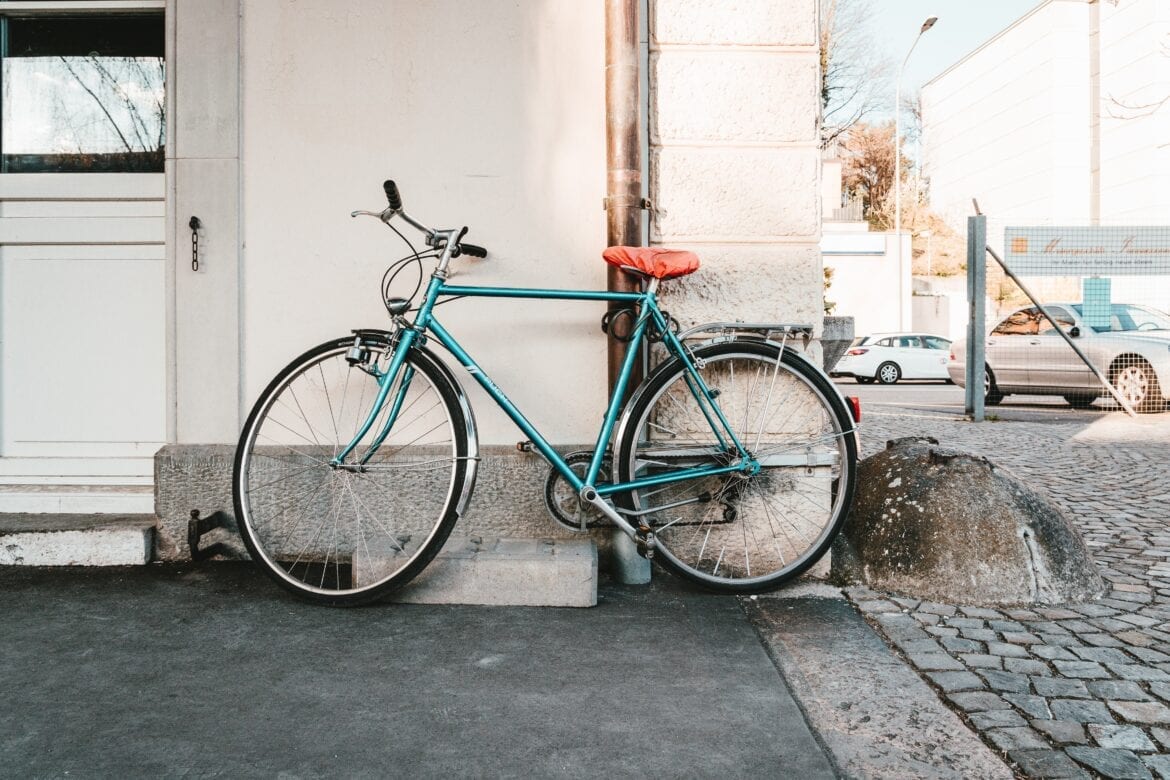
[746,591,1015,779]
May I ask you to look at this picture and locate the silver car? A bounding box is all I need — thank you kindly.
[948,303,1170,412]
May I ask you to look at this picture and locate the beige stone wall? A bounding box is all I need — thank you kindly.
[649,0,823,335]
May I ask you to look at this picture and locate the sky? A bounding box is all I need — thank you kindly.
[868,0,1043,115]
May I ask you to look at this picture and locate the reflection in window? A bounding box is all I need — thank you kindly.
[993,308,1040,336]
[1037,307,1075,335]
[1,15,165,173]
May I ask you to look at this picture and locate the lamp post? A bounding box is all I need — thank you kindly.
[895,16,936,325]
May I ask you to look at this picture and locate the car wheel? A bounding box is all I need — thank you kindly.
[876,362,900,385]
[1112,357,1164,413]
[1063,394,1096,409]
[984,366,1004,406]
[856,376,875,385]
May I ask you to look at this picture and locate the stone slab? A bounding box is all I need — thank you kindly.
[0,514,154,566]
[389,537,598,608]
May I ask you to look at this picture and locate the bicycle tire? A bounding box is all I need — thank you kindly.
[614,340,857,593]
[233,334,472,606]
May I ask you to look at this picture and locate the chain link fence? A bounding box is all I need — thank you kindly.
[964,218,1170,416]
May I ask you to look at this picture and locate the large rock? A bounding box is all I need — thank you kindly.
[831,437,1105,605]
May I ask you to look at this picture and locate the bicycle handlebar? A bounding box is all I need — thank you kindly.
[383,180,402,211]
[372,179,489,262]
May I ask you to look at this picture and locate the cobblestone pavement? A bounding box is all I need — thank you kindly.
[849,408,1170,780]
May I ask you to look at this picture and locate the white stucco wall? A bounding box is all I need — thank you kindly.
[922,1,1094,235]
[1098,0,1170,222]
[823,231,910,336]
[240,1,607,445]
[923,0,1170,237]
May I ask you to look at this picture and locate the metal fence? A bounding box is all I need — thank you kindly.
[965,215,1170,418]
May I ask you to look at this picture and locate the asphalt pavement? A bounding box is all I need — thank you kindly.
[1,561,1016,779]
[834,378,1125,424]
[2,564,840,778]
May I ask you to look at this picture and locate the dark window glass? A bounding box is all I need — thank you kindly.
[1037,307,1075,335]
[2,14,165,173]
[923,336,950,350]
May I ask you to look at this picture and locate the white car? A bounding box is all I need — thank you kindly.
[832,332,952,384]
[948,302,1170,413]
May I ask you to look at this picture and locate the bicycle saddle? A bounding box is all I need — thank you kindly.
[602,246,700,280]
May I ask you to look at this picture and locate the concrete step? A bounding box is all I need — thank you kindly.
[0,514,156,566]
[388,536,598,608]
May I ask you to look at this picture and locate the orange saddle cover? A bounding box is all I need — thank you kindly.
[602,246,700,280]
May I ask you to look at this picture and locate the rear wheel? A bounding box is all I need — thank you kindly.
[1063,394,1097,409]
[615,341,857,593]
[233,334,471,606]
[984,366,1004,406]
[876,361,900,384]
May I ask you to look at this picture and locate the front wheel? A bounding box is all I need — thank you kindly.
[615,341,858,593]
[233,334,472,606]
[1113,357,1164,413]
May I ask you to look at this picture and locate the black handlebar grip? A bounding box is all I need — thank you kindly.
[460,243,488,258]
[383,180,402,211]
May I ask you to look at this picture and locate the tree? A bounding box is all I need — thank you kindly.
[840,121,899,227]
[819,0,892,148]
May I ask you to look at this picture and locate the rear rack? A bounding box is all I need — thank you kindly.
[677,322,814,350]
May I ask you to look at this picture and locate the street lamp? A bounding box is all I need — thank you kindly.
[895,16,937,323]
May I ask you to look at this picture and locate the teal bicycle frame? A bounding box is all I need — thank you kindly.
[330,270,760,536]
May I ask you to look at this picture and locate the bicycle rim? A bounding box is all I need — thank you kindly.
[234,336,468,604]
[617,342,856,593]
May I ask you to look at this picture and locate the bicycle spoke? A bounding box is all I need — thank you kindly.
[235,339,468,603]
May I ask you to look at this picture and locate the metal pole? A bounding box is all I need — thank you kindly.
[605,0,651,586]
[894,17,936,330]
[605,0,643,399]
[965,216,987,421]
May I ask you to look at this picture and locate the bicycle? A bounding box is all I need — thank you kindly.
[232,181,859,605]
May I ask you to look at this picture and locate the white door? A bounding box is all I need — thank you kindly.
[0,176,166,512]
[0,6,167,512]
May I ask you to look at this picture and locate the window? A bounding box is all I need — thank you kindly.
[1,11,165,173]
[896,336,921,349]
[923,336,950,350]
[992,308,1040,336]
[1037,307,1075,336]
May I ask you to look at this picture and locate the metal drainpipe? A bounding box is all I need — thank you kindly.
[605,0,644,399]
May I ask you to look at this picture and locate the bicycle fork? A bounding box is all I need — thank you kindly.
[331,330,419,469]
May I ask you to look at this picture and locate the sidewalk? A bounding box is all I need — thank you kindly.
[2,408,1166,778]
[852,407,1170,779]
[2,559,1016,778]
[2,564,837,778]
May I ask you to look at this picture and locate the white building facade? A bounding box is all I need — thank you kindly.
[922,0,1170,235]
[0,0,823,559]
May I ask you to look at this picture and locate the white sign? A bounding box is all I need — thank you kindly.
[1004,226,1170,276]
